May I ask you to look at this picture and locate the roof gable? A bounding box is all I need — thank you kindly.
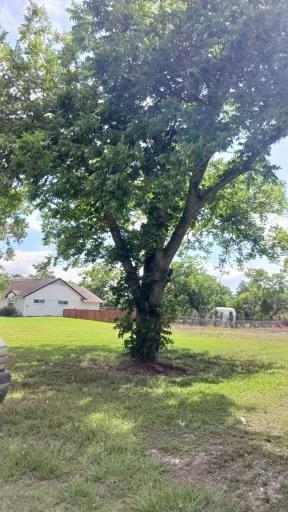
[5,278,103,302]
[68,281,103,302]
[6,278,56,298]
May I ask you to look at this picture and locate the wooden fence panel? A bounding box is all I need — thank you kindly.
[63,308,134,322]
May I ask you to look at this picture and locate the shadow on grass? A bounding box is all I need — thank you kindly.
[3,343,288,511]
[9,343,275,388]
[163,347,276,386]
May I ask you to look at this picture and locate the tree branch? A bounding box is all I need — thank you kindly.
[163,159,210,265]
[201,128,287,204]
[105,212,140,298]
[191,154,214,188]
[163,127,287,267]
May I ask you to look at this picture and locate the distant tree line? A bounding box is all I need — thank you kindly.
[234,267,288,320]
[1,255,287,321]
[80,258,288,321]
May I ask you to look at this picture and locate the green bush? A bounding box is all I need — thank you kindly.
[0,305,19,317]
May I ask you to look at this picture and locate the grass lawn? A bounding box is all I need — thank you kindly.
[1,318,288,511]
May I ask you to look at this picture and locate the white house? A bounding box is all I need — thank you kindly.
[0,278,103,317]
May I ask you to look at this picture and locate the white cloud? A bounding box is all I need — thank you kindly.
[266,214,288,231]
[55,266,82,282]
[1,250,50,276]
[204,263,246,290]
[0,250,82,282]
[42,0,71,17]
[1,0,71,42]
[27,210,42,232]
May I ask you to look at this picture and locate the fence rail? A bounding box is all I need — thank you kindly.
[175,316,288,329]
[63,309,288,330]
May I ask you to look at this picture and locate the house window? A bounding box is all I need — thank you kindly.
[33,299,45,304]
[8,298,14,305]
[58,300,68,305]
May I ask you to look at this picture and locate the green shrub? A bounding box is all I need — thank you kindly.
[0,306,19,317]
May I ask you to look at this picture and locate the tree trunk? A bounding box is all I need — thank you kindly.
[129,263,171,361]
[132,302,163,361]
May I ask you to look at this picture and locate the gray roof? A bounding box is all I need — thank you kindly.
[67,281,103,302]
[5,278,103,303]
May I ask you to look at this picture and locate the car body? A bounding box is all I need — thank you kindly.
[0,339,11,403]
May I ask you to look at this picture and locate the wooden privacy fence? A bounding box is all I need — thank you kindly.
[63,308,134,323]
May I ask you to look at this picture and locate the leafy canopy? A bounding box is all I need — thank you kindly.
[0,32,28,257]
[234,267,288,320]
[4,0,288,358]
[12,1,287,265]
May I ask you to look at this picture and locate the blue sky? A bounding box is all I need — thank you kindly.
[0,0,71,40]
[1,1,288,287]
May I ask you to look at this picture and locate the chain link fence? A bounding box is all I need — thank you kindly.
[175,316,288,330]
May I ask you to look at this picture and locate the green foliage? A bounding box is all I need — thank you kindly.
[4,0,288,359]
[0,305,19,317]
[234,268,288,319]
[0,270,9,299]
[80,262,122,305]
[29,254,55,279]
[0,31,31,257]
[164,258,232,318]
[192,173,288,264]
[118,306,172,361]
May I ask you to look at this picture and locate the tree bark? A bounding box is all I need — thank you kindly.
[132,303,163,361]
[131,254,171,361]
[105,212,140,301]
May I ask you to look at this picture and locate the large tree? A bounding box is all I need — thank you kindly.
[8,1,288,360]
[0,32,28,257]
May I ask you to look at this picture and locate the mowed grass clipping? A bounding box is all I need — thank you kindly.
[0,318,288,511]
